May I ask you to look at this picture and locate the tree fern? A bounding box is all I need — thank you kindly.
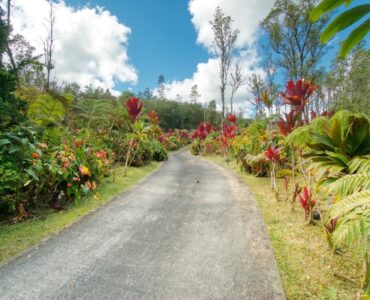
[28,93,65,125]
[73,99,113,129]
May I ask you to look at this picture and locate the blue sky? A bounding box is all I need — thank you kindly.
[66,0,209,93]
[65,0,368,95]
[8,0,368,109]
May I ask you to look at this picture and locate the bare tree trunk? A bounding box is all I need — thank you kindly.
[44,0,56,90]
[5,0,16,71]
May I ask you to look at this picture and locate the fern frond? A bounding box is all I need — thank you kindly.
[28,94,65,125]
[326,190,370,252]
[349,156,370,174]
[327,173,370,198]
[73,99,113,128]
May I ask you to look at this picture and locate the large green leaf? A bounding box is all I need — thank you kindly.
[0,139,10,147]
[340,19,370,58]
[309,0,351,22]
[29,94,65,125]
[321,5,370,43]
[327,118,341,147]
[347,115,370,155]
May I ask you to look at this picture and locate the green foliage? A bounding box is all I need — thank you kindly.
[28,93,65,126]
[324,47,370,115]
[73,98,114,129]
[310,0,370,57]
[0,70,27,129]
[143,99,221,130]
[261,0,329,80]
[326,189,370,255]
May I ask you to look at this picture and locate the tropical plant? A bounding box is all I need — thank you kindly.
[28,93,65,126]
[310,0,370,57]
[125,97,144,123]
[304,111,370,187]
[324,155,370,296]
[73,98,113,129]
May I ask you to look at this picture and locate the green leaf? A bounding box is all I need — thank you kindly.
[347,115,369,155]
[8,145,19,154]
[325,151,349,166]
[340,19,370,58]
[25,169,39,181]
[0,139,11,147]
[309,0,347,22]
[321,5,370,43]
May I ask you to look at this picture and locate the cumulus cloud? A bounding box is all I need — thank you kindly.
[189,0,274,50]
[160,0,274,115]
[6,0,137,92]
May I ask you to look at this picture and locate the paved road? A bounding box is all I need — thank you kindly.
[0,149,285,300]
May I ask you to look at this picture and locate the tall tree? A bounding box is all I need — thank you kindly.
[323,46,370,114]
[210,6,239,121]
[5,0,15,71]
[189,84,201,104]
[157,74,165,100]
[43,0,56,90]
[0,8,27,129]
[229,61,246,113]
[247,73,265,118]
[261,0,329,81]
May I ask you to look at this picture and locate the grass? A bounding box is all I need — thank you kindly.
[0,162,160,265]
[204,155,363,300]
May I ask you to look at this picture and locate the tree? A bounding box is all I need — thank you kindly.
[189,84,201,104]
[210,7,239,121]
[208,100,217,111]
[323,46,370,114]
[310,0,370,58]
[43,0,56,90]
[229,61,246,113]
[143,87,153,100]
[261,0,329,81]
[0,8,27,129]
[247,73,265,118]
[5,0,15,71]
[157,74,165,100]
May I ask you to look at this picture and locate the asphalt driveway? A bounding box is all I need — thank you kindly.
[0,149,285,300]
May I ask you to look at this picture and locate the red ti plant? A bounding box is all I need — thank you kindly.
[298,187,317,222]
[125,97,143,123]
[192,122,212,140]
[265,146,280,162]
[226,114,237,124]
[148,110,160,124]
[265,146,280,200]
[277,110,300,136]
[310,110,335,121]
[281,79,317,113]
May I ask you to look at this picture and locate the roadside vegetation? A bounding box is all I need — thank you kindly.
[189,1,369,299]
[0,162,159,264]
[0,0,369,298]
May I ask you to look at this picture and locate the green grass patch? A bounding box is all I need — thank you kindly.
[0,162,160,264]
[204,155,362,300]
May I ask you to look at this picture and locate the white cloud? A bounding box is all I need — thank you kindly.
[159,0,274,116]
[189,0,274,50]
[7,0,137,91]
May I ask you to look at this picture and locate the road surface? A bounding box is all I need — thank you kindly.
[0,149,285,300]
